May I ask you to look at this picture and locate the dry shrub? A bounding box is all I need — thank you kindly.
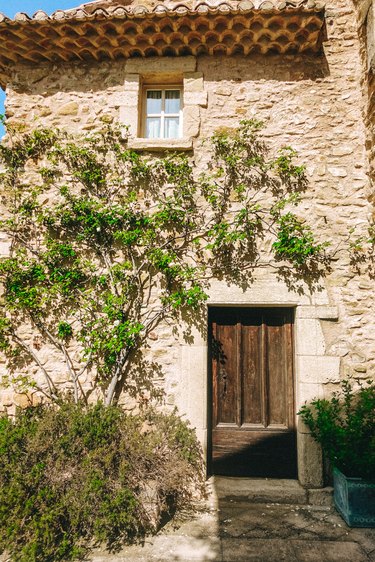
[0,402,205,562]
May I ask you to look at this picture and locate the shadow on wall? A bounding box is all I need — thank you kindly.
[13,52,331,98]
[367,67,375,191]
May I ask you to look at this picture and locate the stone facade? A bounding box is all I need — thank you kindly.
[353,0,375,189]
[1,0,374,488]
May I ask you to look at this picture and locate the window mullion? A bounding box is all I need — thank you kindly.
[161,90,165,139]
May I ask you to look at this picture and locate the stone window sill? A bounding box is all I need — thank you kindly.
[127,137,193,151]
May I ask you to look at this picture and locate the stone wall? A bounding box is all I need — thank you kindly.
[366,2,375,193]
[1,0,374,486]
[352,0,375,193]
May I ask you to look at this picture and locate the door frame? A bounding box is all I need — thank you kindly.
[206,304,296,478]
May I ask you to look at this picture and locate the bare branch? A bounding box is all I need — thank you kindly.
[11,332,58,401]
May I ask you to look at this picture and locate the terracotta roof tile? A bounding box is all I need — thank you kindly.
[0,0,326,87]
[0,1,325,23]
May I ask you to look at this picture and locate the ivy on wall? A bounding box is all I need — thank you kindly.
[0,119,333,405]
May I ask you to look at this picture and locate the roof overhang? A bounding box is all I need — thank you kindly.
[0,1,326,87]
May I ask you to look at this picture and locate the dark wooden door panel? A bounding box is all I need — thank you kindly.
[212,428,297,477]
[241,316,263,426]
[210,307,296,478]
[213,319,238,426]
[266,313,288,427]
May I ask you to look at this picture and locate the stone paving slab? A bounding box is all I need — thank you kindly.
[288,540,367,562]
[221,538,368,561]
[213,477,308,505]
[2,481,374,562]
[88,501,375,562]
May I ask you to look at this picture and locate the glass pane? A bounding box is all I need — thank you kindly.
[165,90,181,114]
[146,91,162,114]
[146,117,161,138]
[165,117,180,139]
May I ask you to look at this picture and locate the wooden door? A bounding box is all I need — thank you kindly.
[209,307,296,478]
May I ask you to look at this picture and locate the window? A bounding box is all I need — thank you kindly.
[143,88,182,139]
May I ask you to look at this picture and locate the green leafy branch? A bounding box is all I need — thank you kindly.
[0,120,332,406]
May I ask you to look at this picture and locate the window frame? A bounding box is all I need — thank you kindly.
[142,85,183,140]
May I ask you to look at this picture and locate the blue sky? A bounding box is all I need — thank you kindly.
[0,0,80,136]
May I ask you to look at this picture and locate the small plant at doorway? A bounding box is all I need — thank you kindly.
[298,378,375,527]
[0,402,205,562]
[298,378,375,480]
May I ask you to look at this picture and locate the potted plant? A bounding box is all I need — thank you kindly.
[298,378,375,527]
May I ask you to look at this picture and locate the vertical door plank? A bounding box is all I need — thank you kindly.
[213,318,238,426]
[265,310,287,427]
[212,321,219,428]
[285,312,295,428]
[241,311,263,425]
[236,317,242,427]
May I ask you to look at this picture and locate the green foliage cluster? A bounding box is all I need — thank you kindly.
[0,402,205,562]
[272,212,328,265]
[0,120,330,405]
[298,379,375,480]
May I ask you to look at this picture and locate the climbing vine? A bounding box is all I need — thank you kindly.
[0,119,330,405]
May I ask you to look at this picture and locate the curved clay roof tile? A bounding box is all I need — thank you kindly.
[33,10,49,20]
[0,0,326,87]
[52,10,69,20]
[238,1,255,10]
[14,12,31,21]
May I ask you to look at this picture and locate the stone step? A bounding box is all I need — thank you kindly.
[209,477,333,507]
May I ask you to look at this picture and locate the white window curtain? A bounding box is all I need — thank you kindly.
[145,89,181,139]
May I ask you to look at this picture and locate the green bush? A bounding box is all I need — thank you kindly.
[0,402,205,562]
[298,378,375,480]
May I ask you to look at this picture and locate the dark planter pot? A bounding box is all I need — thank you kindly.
[333,467,375,528]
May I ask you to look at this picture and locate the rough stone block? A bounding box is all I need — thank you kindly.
[296,305,339,320]
[57,101,79,116]
[213,476,307,504]
[207,277,309,306]
[14,393,32,408]
[123,73,140,92]
[296,382,324,407]
[295,306,319,319]
[125,56,196,75]
[331,145,353,156]
[119,105,138,136]
[214,86,232,96]
[183,72,204,92]
[297,356,341,384]
[127,137,193,151]
[297,431,324,488]
[358,0,372,24]
[180,344,207,431]
[108,92,135,107]
[183,105,200,138]
[328,167,347,177]
[307,487,334,507]
[295,319,326,356]
[367,1,375,70]
[183,90,208,107]
[0,391,14,407]
[195,428,207,454]
[316,306,339,320]
[121,90,139,107]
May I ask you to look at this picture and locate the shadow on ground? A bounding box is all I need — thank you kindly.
[89,478,375,562]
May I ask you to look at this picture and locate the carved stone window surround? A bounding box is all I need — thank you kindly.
[119,56,207,151]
